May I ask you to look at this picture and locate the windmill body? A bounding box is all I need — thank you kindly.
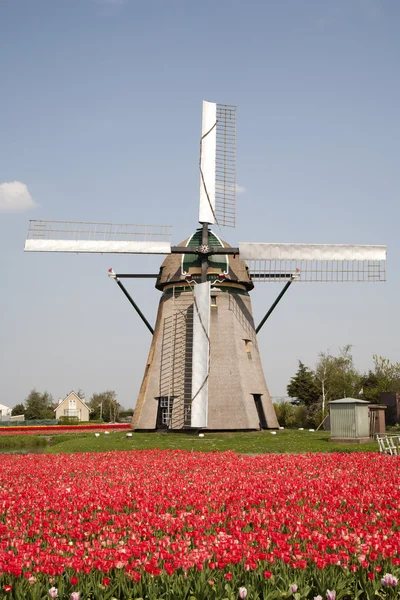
[24,101,387,432]
[132,229,279,431]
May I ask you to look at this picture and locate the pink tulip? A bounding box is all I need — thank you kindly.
[326,591,336,600]
[381,573,398,587]
[314,596,323,600]
[290,584,298,593]
[48,588,58,599]
[70,593,80,600]
[238,587,247,599]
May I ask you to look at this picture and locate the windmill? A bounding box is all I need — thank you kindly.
[24,101,386,431]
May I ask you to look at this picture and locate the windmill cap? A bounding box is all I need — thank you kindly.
[156,228,254,291]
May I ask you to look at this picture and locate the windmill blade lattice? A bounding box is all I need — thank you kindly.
[25,220,172,255]
[199,102,236,228]
[159,289,194,430]
[215,104,236,227]
[240,242,386,282]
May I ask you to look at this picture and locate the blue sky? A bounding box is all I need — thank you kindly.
[0,0,399,409]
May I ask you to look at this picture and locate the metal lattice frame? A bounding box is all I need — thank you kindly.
[26,220,172,242]
[159,290,194,429]
[215,104,236,227]
[247,259,386,282]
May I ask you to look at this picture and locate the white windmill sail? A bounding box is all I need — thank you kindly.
[239,243,386,261]
[24,220,172,255]
[191,281,210,428]
[199,101,236,227]
[239,242,387,283]
[199,101,217,225]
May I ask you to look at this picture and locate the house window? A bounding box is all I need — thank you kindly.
[211,295,218,307]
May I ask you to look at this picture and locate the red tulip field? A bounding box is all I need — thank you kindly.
[0,450,399,599]
[0,424,130,435]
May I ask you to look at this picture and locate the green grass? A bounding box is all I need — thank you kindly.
[0,435,48,449]
[0,433,93,451]
[40,429,379,454]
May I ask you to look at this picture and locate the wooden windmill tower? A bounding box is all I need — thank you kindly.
[24,101,386,431]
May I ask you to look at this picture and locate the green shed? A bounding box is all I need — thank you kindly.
[329,398,370,443]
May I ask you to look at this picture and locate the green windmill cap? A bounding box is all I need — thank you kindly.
[182,228,228,273]
[156,228,254,291]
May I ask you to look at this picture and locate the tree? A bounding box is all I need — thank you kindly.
[76,389,86,400]
[359,370,380,403]
[361,356,400,402]
[315,345,361,413]
[24,390,54,420]
[287,361,320,407]
[11,403,26,416]
[88,391,120,422]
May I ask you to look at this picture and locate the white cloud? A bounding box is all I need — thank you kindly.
[0,181,37,213]
[236,184,246,194]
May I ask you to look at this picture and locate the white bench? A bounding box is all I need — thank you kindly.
[376,434,400,455]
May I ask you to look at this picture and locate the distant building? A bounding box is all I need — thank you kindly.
[380,392,400,426]
[54,391,91,422]
[0,404,12,421]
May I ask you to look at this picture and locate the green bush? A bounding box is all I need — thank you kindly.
[58,416,79,425]
[294,405,308,428]
[119,410,134,419]
[274,402,324,429]
[274,402,297,428]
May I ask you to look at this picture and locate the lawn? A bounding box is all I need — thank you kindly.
[39,428,380,454]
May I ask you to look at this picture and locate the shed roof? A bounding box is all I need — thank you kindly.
[329,398,369,404]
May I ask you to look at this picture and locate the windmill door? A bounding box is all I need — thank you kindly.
[253,394,268,430]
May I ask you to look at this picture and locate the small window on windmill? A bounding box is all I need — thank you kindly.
[211,295,218,308]
[184,404,191,426]
[159,397,174,426]
[244,339,252,359]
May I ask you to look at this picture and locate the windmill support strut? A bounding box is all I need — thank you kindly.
[255,276,297,334]
[114,274,159,279]
[110,276,154,335]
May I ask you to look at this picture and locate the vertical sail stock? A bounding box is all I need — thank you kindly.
[191,282,211,428]
[199,101,217,224]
